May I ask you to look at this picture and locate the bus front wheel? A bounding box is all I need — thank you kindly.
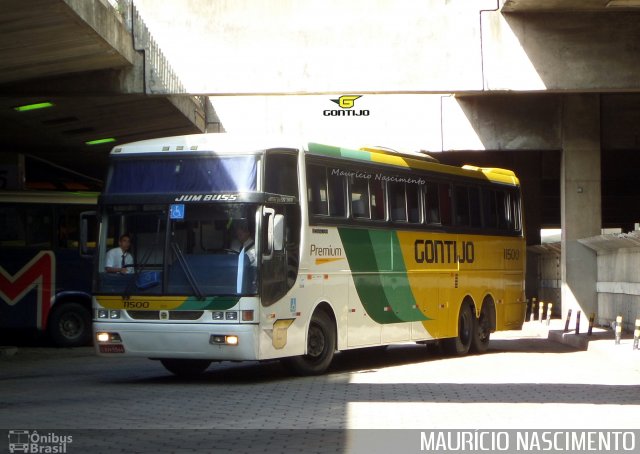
[160,359,211,377]
[282,311,336,376]
[48,302,92,348]
[441,303,473,356]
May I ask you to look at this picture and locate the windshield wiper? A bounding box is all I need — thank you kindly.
[170,241,204,299]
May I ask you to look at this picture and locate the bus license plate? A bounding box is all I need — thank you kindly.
[99,345,125,354]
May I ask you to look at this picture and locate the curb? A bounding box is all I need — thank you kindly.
[0,346,18,358]
[548,330,589,350]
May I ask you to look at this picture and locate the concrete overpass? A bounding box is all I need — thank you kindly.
[0,0,221,182]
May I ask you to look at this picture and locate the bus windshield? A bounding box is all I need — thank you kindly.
[96,203,258,297]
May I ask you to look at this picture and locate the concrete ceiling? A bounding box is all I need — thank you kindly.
[0,95,203,176]
[0,0,210,185]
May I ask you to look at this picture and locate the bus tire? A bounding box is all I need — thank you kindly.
[48,302,92,347]
[282,311,336,376]
[441,303,473,356]
[160,359,211,377]
[470,305,492,354]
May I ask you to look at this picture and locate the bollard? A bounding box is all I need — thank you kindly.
[546,303,553,326]
[538,301,545,323]
[587,313,595,336]
[615,315,622,345]
[529,298,536,322]
[563,309,572,333]
[575,310,581,334]
[634,319,640,350]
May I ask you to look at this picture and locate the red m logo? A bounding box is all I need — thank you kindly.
[0,251,55,330]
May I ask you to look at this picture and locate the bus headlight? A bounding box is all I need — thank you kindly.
[97,309,109,319]
[212,311,224,320]
[225,311,238,320]
[110,310,121,319]
[96,332,122,343]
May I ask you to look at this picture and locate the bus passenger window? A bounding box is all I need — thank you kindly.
[327,172,346,217]
[511,190,522,232]
[27,207,52,248]
[454,186,470,226]
[425,183,440,224]
[370,179,385,220]
[265,153,298,197]
[469,187,482,228]
[350,177,370,219]
[0,206,26,246]
[439,183,452,226]
[496,191,510,230]
[481,188,497,228]
[389,182,407,222]
[407,184,420,223]
[306,165,328,216]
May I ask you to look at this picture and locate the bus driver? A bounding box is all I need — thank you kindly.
[105,233,134,274]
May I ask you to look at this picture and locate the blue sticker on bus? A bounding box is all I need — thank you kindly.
[169,204,185,219]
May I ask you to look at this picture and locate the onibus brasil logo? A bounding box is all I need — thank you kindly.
[323,95,370,116]
[8,430,72,453]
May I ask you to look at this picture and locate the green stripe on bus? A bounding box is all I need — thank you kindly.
[308,143,372,162]
[338,228,402,323]
[339,228,429,323]
[180,296,240,310]
[386,232,429,322]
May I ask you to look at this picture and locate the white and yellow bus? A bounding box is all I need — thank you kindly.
[93,134,526,376]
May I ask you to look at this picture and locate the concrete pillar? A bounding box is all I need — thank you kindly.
[560,94,601,326]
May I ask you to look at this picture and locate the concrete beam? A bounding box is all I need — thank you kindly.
[482,11,640,91]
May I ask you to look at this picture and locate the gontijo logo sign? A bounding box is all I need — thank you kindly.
[323,95,370,116]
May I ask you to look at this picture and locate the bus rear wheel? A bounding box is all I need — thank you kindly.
[441,303,473,356]
[282,311,336,376]
[470,306,491,354]
[160,359,211,377]
[48,302,92,347]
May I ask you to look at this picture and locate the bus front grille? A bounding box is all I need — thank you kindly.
[126,310,204,321]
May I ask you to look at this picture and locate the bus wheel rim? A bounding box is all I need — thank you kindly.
[307,323,325,358]
[60,313,83,338]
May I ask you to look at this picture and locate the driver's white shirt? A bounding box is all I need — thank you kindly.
[105,247,134,273]
[240,239,256,267]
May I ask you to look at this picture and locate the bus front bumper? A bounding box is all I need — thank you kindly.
[93,322,260,361]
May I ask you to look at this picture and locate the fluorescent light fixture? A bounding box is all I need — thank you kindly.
[13,102,54,112]
[85,138,116,146]
[606,0,640,7]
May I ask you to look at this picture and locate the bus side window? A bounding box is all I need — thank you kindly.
[481,187,498,228]
[439,183,452,226]
[496,190,510,230]
[425,182,440,225]
[0,205,26,247]
[469,186,482,228]
[327,171,346,217]
[265,153,299,197]
[27,206,52,248]
[407,183,420,223]
[370,178,385,220]
[511,190,522,232]
[389,182,407,222]
[307,165,329,216]
[454,186,470,227]
[350,176,370,219]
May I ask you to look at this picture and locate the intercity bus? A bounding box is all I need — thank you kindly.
[92,134,526,376]
[0,191,98,347]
